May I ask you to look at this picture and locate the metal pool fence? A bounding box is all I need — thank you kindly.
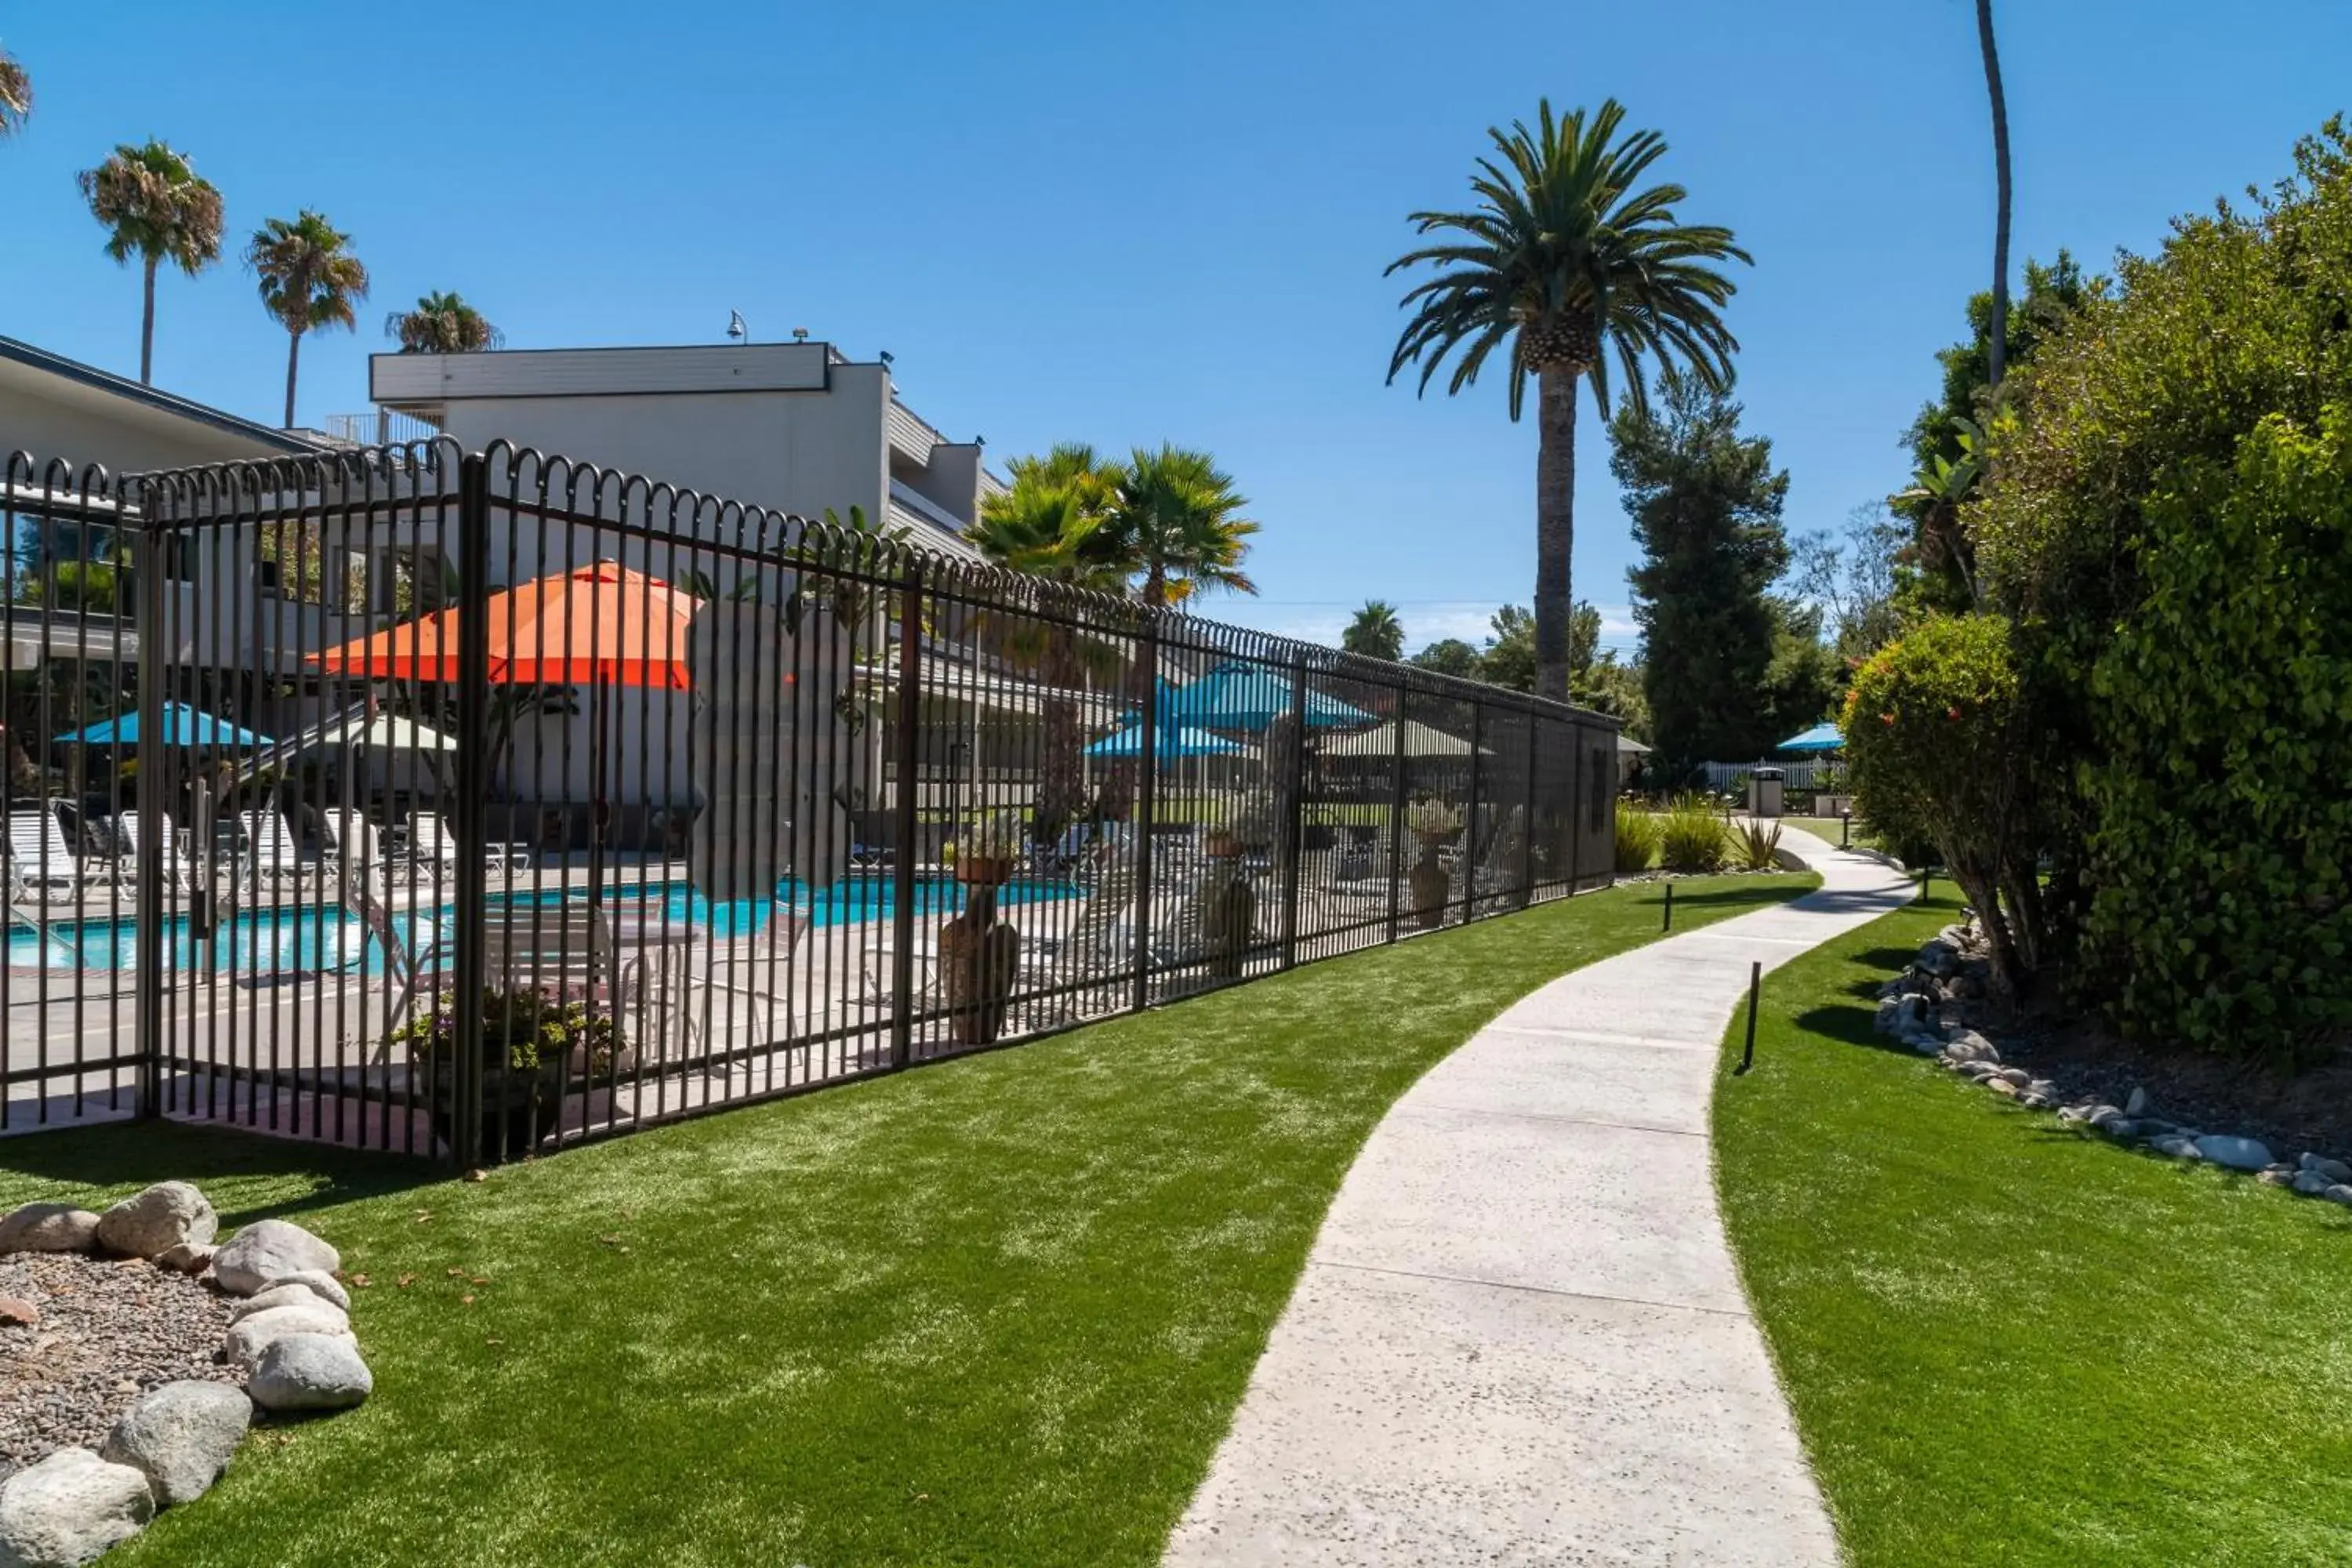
[4,439,1618,1163]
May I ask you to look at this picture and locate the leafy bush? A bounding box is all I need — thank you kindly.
[388,985,622,1080]
[2077,409,2352,1065]
[1732,818,1784,873]
[1658,795,1728,874]
[1614,803,1662,873]
[1842,614,2035,989]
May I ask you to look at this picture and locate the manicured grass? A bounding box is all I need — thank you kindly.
[1715,893,2352,1567]
[2,873,1813,1568]
[1775,814,1885,851]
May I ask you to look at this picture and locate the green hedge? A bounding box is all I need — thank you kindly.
[2082,408,2352,1065]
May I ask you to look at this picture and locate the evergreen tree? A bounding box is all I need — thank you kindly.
[1616,373,1792,776]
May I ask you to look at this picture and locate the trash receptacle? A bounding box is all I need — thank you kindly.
[1748,767,1785,819]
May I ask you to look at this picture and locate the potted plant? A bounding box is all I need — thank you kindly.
[387,985,622,1160]
[1405,797,1461,928]
[940,811,1026,1045]
[949,811,1025,888]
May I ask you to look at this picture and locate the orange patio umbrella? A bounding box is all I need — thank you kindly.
[312,561,699,688]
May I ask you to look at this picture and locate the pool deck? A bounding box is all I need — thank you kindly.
[5,849,1496,1152]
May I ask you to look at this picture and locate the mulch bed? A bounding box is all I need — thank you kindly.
[0,1253,241,1483]
[1985,1007,2352,1162]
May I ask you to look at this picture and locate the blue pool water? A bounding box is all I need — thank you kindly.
[5,876,1076,974]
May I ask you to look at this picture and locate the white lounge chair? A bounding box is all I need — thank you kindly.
[8,804,93,903]
[407,811,531,879]
[114,809,191,895]
[240,810,310,889]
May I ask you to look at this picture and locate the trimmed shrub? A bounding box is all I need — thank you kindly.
[1613,803,1662,873]
[1842,614,2036,989]
[2079,408,2352,1065]
[1658,795,1728,874]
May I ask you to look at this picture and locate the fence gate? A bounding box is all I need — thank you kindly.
[3,440,1618,1163]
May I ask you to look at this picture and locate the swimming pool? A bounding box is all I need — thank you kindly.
[5,875,1077,974]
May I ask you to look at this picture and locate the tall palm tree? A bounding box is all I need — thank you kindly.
[0,45,30,137]
[1387,99,1748,702]
[1976,0,2013,388]
[386,290,503,354]
[1342,601,1406,662]
[1108,445,1259,607]
[76,141,224,385]
[245,211,369,428]
[970,470,1129,840]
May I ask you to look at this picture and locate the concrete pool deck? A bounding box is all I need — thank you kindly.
[1163,829,1916,1566]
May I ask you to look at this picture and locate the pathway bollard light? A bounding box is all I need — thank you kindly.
[1737,959,1762,1075]
[1663,881,1673,932]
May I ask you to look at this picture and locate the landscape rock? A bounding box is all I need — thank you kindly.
[2193,1134,2274,1172]
[2299,1153,2352,1185]
[1916,938,1961,978]
[98,1381,251,1508]
[211,1219,339,1297]
[0,1446,154,1566]
[0,1204,100,1257]
[153,1243,213,1276]
[247,1334,372,1413]
[259,1269,350,1312]
[223,1301,351,1369]
[2125,1086,2148,1117]
[1942,1031,2000,1065]
[2323,1185,2352,1208]
[0,1296,38,1327]
[2292,1171,2335,1196]
[229,1279,347,1323]
[1985,1078,2020,1099]
[2025,1079,2058,1099]
[1994,1067,2031,1087]
[92,1183,217,1261]
[2151,1134,2203,1160]
[1873,997,1898,1034]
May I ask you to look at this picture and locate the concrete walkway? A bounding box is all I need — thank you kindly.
[1164,829,1916,1567]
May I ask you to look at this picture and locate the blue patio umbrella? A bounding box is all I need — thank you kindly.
[1160,661,1374,731]
[1085,722,1248,760]
[55,702,274,750]
[1779,722,1844,753]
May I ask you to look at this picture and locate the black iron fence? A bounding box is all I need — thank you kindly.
[4,439,1617,1163]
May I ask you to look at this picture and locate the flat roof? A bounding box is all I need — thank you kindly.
[0,336,322,458]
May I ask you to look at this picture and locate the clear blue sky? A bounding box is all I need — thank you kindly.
[3,2,2347,655]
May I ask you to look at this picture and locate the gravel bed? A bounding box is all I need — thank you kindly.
[0,1252,241,1483]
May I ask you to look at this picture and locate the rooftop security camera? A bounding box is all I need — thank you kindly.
[726,310,746,342]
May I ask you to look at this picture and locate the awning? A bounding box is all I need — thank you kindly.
[1084,723,1247,760]
[1160,660,1374,731]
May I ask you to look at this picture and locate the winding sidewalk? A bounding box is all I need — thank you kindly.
[1164,830,1916,1566]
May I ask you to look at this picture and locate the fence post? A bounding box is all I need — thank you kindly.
[1385,675,1407,942]
[132,483,168,1120]
[448,452,493,1169]
[1131,619,1160,1014]
[1522,708,1539,903]
[1566,717,1584,893]
[1279,653,1306,969]
[888,557,924,1071]
[1461,698,1483,925]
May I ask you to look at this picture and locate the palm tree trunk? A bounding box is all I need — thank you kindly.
[1143,564,1167,607]
[1977,0,2012,388]
[283,329,301,429]
[139,255,158,385]
[1534,366,1578,702]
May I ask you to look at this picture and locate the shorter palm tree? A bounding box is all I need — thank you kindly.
[1109,445,1258,606]
[0,45,30,136]
[245,211,369,428]
[1343,601,1406,662]
[386,291,503,354]
[970,473,1130,840]
[77,141,224,383]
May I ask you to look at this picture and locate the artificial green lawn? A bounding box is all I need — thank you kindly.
[4,873,1813,1568]
[1715,892,2352,1567]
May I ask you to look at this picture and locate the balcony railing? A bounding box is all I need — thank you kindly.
[322,409,445,447]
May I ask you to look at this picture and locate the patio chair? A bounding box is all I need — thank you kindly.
[1446,805,1528,920]
[6,805,89,903]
